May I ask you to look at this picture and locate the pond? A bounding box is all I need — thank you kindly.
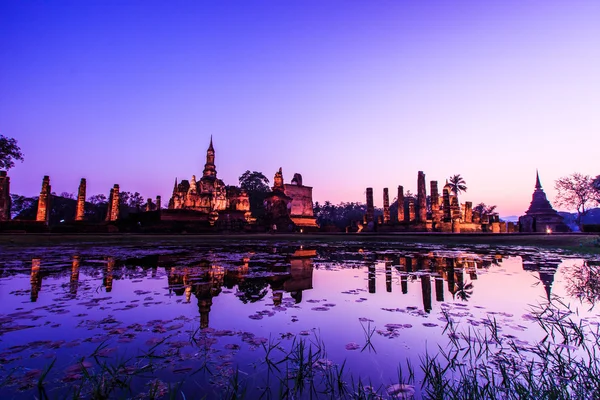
[0,238,599,399]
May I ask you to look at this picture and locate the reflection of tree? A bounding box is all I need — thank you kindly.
[565,261,600,309]
[454,280,474,302]
[237,278,269,304]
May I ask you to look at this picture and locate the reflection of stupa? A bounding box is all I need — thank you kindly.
[539,270,555,301]
[522,259,558,301]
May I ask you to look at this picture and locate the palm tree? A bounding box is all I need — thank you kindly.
[448,174,467,195]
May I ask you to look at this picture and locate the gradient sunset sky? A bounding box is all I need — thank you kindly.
[1,1,599,216]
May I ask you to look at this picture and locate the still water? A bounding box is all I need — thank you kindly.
[0,239,598,398]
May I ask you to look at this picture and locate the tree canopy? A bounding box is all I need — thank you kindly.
[448,174,467,195]
[473,203,497,215]
[239,170,270,193]
[554,173,597,229]
[0,135,24,171]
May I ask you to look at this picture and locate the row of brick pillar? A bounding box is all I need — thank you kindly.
[27,176,161,225]
[364,171,477,225]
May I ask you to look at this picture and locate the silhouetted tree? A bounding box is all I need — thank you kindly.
[555,173,596,230]
[239,170,270,193]
[593,175,600,203]
[474,203,497,215]
[10,194,36,218]
[60,192,74,199]
[448,174,467,195]
[88,194,107,205]
[314,201,370,230]
[239,170,270,220]
[0,135,24,171]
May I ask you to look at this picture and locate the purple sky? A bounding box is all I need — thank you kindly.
[1,1,599,216]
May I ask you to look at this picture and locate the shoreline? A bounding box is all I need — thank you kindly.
[0,232,598,254]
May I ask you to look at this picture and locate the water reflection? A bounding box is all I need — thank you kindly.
[24,247,561,318]
[4,241,594,399]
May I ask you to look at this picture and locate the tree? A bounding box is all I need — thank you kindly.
[239,170,270,193]
[60,192,74,199]
[448,174,467,195]
[88,194,107,205]
[593,175,600,203]
[0,135,24,171]
[473,203,497,215]
[239,171,270,220]
[554,173,596,230]
[10,194,36,218]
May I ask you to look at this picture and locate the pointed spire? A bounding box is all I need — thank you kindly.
[535,169,542,190]
[208,135,214,152]
[173,178,178,193]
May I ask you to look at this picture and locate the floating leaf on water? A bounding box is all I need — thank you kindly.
[387,383,416,398]
[345,342,360,350]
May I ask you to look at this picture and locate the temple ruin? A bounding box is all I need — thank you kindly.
[362,170,512,233]
[519,171,569,233]
[165,137,253,226]
[264,168,318,231]
[105,184,120,222]
[36,176,51,224]
[75,178,86,221]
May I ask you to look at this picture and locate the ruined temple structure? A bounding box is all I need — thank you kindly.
[75,178,86,221]
[519,171,570,233]
[362,170,509,233]
[36,176,52,224]
[165,137,253,226]
[105,184,120,222]
[0,171,10,221]
[263,168,319,231]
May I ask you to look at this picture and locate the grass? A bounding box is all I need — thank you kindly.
[6,300,600,399]
[1,232,598,254]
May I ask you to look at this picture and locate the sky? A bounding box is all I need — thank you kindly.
[1,0,599,217]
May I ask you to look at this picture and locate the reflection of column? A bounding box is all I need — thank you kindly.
[421,275,432,313]
[70,256,80,295]
[104,257,114,293]
[446,258,456,295]
[406,257,413,273]
[401,275,408,294]
[272,291,283,306]
[368,264,376,294]
[385,262,392,293]
[185,286,192,303]
[31,258,42,302]
[414,256,423,272]
[435,277,444,302]
[199,298,212,329]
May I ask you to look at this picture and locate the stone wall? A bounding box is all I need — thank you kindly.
[284,184,314,217]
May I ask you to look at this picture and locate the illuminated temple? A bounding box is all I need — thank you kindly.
[164,137,253,225]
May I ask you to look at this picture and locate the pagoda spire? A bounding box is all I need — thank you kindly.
[173,178,178,193]
[203,136,217,179]
[535,169,542,190]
